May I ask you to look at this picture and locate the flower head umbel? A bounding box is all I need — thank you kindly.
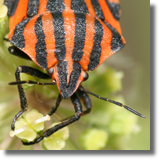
[9,109,69,150]
[9,109,50,142]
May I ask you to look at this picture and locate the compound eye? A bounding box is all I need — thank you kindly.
[47,68,54,76]
[83,72,89,81]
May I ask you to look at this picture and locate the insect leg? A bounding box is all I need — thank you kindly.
[22,93,82,145]
[8,46,32,60]
[48,94,62,116]
[4,38,10,41]
[77,86,92,115]
[11,66,51,130]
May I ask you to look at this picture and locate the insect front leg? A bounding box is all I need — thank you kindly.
[22,92,82,145]
[11,66,51,130]
[44,93,82,139]
[48,94,62,116]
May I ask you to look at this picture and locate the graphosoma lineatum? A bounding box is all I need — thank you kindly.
[4,0,145,145]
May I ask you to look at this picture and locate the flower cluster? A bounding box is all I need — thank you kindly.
[9,109,69,150]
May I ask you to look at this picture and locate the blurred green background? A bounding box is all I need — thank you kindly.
[111,0,150,150]
[0,0,150,150]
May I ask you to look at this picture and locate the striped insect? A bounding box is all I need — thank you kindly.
[4,0,145,145]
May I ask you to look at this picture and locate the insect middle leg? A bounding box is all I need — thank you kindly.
[77,86,92,115]
[11,66,51,130]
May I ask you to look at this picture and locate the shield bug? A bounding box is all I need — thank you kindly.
[4,0,145,145]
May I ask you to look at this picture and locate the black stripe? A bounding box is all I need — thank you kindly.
[27,0,39,17]
[47,0,65,12]
[104,22,124,52]
[51,12,66,60]
[57,61,68,91]
[4,0,19,16]
[35,15,48,69]
[72,14,86,61]
[105,0,120,21]
[57,61,68,98]
[57,61,81,99]
[91,0,105,21]
[71,0,89,14]
[88,19,103,71]
[70,61,82,91]
[11,18,30,49]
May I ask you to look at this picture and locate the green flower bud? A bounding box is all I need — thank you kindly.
[108,111,138,136]
[0,5,7,19]
[42,123,69,150]
[0,1,9,59]
[79,128,108,150]
[23,109,45,132]
[0,3,8,19]
[10,109,50,142]
[104,67,124,93]
[13,118,37,142]
[0,0,4,5]
[83,65,123,97]
[107,96,138,135]
[0,7,8,42]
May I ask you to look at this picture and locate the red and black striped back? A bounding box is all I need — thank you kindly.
[5,0,125,71]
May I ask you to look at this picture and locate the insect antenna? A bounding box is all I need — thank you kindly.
[79,86,145,118]
[9,80,56,86]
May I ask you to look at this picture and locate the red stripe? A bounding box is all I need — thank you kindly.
[98,0,122,35]
[63,0,75,84]
[9,0,29,39]
[42,12,58,68]
[79,14,95,71]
